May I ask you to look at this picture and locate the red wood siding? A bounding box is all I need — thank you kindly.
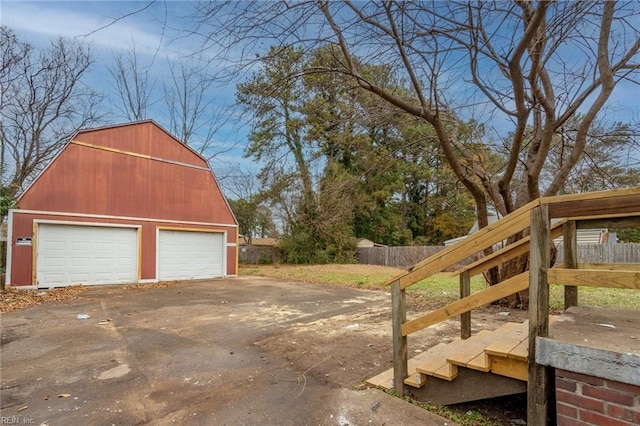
[75,121,205,167]
[18,123,235,225]
[9,213,36,286]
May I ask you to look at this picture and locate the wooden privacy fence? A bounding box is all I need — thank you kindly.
[555,243,640,263]
[357,246,445,268]
[359,243,640,268]
[238,246,281,264]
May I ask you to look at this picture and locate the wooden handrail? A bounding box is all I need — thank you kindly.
[453,220,566,278]
[548,268,640,289]
[386,187,640,291]
[539,186,640,208]
[384,199,539,289]
[401,272,529,336]
[575,263,640,271]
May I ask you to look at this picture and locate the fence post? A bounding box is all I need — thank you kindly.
[391,280,407,396]
[563,220,578,308]
[528,204,552,425]
[460,271,471,339]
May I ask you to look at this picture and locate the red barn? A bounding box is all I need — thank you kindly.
[5,121,238,288]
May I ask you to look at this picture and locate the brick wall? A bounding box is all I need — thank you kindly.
[556,369,640,425]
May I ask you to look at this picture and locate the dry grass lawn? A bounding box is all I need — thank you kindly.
[240,263,640,310]
[239,263,403,289]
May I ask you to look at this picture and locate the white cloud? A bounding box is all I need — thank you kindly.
[1,1,180,58]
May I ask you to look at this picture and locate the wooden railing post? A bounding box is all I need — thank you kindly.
[391,280,408,396]
[528,204,552,425]
[563,220,578,308]
[460,271,471,339]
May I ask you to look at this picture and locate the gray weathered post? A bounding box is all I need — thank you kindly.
[391,280,407,396]
[528,204,552,425]
[460,271,471,339]
[563,220,578,308]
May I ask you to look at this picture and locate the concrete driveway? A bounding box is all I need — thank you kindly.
[1,277,455,425]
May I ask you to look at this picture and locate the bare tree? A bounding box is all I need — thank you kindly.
[0,26,103,205]
[192,1,640,283]
[164,60,234,160]
[107,46,158,121]
[108,43,239,162]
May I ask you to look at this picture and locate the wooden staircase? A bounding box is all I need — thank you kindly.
[368,318,557,405]
[374,188,640,419]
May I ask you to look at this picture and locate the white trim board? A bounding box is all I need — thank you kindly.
[11,209,238,229]
[5,210,14,286]
[34,219,141,229]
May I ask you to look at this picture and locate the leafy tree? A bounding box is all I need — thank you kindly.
[302,46,476,245]
[615,228,640,243]
[237,46,316,228]
[237,44,479,258]
[237,46,329,261]
[228,198,277,244]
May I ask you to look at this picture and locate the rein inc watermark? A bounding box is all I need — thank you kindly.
[0,416,35,424]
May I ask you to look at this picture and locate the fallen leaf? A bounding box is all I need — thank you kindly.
[1,286,86,313]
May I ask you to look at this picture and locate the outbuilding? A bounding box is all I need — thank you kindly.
[5,121,238,288]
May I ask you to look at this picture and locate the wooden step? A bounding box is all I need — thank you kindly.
[404,344,450,388]
[367,348,435,389]
[447,322,527,371]
[490,355,528,381]
[367,319,549,391]
[366,365,394,389]
[446,329,499,372]
[415,342,461,381]
[403,349,438,388]
[484,317,559,382]
[483,320,530,382]
[404,372,425,388]
[484,321,529,358]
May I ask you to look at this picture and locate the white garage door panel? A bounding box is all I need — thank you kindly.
[158,230,224,280]
[37,224,138,287]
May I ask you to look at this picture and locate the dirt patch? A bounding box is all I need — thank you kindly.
[253,291,529,425]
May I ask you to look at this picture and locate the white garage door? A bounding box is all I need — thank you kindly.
[37,224,138,287]
[157,230,225,281]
